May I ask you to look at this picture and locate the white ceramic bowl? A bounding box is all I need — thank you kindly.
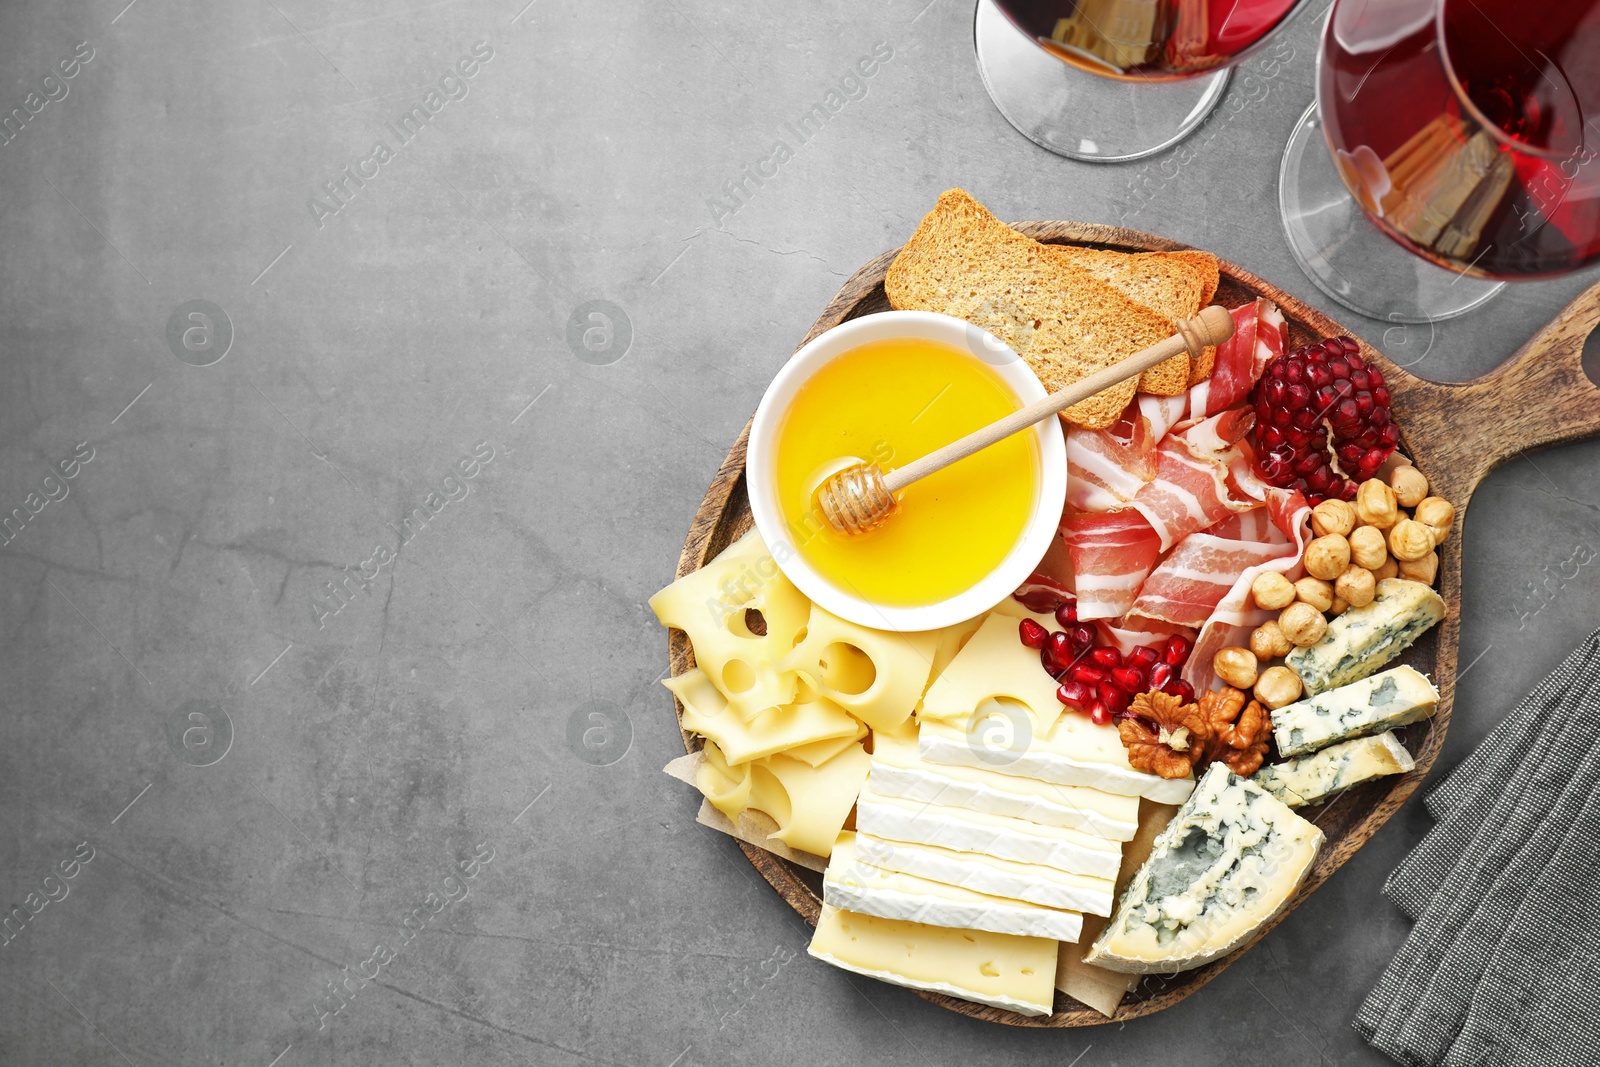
[746,310,1067,632]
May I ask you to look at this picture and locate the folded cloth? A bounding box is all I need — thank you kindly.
[1383,634,1599,918]
[1356,628,1600,1066]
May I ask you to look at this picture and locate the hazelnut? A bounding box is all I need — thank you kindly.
[1254,666,1304,710]
[1389,519,1434,562]
[1293,577,1334,613]
[1355,479,1400,529]
[1329,596,1349,616]
[1251,571,1297,611]
[1390,466,1429,508]
[1397,550,1439,585]
[1349,525,1390,570]
[1279,602,1329,647]
[1415,496,1455,542]
[1304,534,1352,581]
[1334,563,1376,608]
[1250,620,1293,660]
[1311,499,1356,538]
[1374,557,1400,581]
[1212,646,1259,689]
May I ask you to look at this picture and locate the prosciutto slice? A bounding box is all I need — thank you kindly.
[1130,411,1256,552]
[1124,531,1292,630]
[1064,409,1159,512]
[1187,299,1286,420]
[1059,511,1163,620]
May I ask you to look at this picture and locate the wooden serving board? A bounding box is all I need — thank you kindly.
[665,221,1600,1027]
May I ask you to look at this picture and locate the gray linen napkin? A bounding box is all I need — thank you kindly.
[1356,629,1600,1066]
[1383,634,1599,918]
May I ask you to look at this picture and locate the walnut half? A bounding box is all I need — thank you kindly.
[1198,686,1272,777]
[1118,690,1211,780]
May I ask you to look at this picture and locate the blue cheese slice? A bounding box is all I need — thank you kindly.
[1286,578,1444,695]
[1084,763,1323,973]
[1269,665,1439,758]
[1253,731,1415,807]
[822,833,1084,942]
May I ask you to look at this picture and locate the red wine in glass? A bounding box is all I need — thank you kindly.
[993,0,1303,79]
[1320,0,1600,278]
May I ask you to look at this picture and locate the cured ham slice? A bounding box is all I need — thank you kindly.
[1186,299,1286,420]
[1130,411,1256,552]
[1064,410,1159,512]
[1059,511,1163,621]
[1125,532,1292,630]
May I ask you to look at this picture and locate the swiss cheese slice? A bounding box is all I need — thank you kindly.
[808,904,1059,1017]
[919,613,1064,734]
[919,721,1194,805]
[780,605,940,732]
[695,739,870,859]
[856,833,1116,916]
[823,833,1083,942]
[854,788,1122,880]
[649,530,810,719]
[666,668,860,765]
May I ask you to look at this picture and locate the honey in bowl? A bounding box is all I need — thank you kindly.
[773,337,1040,608]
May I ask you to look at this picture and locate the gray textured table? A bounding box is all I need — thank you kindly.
[3,3,1598,1065]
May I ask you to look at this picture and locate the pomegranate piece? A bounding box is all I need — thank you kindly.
[1041,631,1076,676]
[1070,623,1098,651]
[1162,677,1196,704]
[1098,682,1131,714]
[1089,647,1122,670]
[1148,661,1175,692]
[1162,634,1193,665]
[1251,336,1398,504]
[1110,666,1146,694]
[1070,663,1106,686]
[1126,645,1159,672]
[1057,680,1091,708]
[1054,600,1079,627]
[1088,700,1113,727]
[1018,618,1049,649]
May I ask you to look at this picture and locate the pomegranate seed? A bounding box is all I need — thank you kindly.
[1057,680,1090,708]
[1012,588,1061,614]
[1351,370,1370,391]
[1340,337,1359,354]
[1127,645,1159,671]
[1055,601,1078,627]
[1263,378,1287,405]
[1110,666,1145,693]
[1307,365,1331,389]
[1088,702,1112,727]
[1293,451,1324,476]
[1373,385,1389,406]
[1071,623,1098,650]
[1149,661,1175,691]
[1162,678,1196,703]
[1098,682,1131,713]
[1285,362,1305,385]
[1070,664,1105,686]
[1328,359,1350,379]
[1162,634,1193,664]
[1089,647,1121,670]
[1019,619,1048,649]
[1260,426,1285,448]
[1340,481,1359,501]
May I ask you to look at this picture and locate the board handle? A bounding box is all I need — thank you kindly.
[1391,279,1600,505]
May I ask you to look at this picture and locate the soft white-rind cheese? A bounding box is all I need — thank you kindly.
[919,722,1195,805]
[1253,731,1415,807]
[823,834,1084,941]
[1286,578,1444,695]
[855,833,1116,916]
[1269,665,1438,758]
[1084,764,1323,974]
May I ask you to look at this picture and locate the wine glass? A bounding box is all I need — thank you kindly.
[975,0,1312,163]
[1280,0,1600,322]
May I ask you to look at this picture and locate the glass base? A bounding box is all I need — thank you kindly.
[973,0,1230,163]
[1279,102,1503,323]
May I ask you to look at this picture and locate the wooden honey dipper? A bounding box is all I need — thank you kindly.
[816,305,1236,536]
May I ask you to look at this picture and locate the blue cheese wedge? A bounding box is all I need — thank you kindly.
[1269,665,1438,758]
[1253,731,1415,807]
[1084,763,1323,973]
[1286,578,1444,695]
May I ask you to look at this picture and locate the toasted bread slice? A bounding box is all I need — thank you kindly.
[884,190,1178,430]
[1042,246,1206,395]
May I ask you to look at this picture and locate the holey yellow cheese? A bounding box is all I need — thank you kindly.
[649,530,810,719]
[919,613,1065,735]
[780,604,940,732]
[808,904,1058,1017]
[696,740,870,859]
[665,668,860,766]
